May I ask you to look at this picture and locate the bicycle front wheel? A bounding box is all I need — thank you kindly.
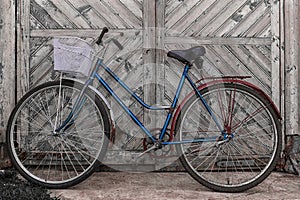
[175,83,281,192]
[7,80,110,188]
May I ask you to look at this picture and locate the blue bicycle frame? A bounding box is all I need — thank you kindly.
[57,57,225,145]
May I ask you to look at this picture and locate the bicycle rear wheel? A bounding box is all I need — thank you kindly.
[7,80,110,189]
[175,83,281,192]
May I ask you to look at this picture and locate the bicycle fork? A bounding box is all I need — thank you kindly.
[53,75,94,134]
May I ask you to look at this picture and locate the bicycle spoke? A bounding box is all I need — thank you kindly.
[58,136,95,165]
[177,83,280,192]
[8,80,109,188]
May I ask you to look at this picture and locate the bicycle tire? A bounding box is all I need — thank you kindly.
[175,83,282,192]
[7,79,110,189]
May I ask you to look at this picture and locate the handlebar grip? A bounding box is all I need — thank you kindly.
[96,27,109,45]
[111,38,124,50]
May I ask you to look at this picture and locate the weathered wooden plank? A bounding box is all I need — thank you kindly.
[271,0,282,110]
[31,29,141,37]
[49,0,92,29]
[165,0,181,17]
[210,1,247,37]
[30,38,52,67]
[221,1,259,37]
[181,0,233,36]
[104,38,142,70]
[163,1,279,142]
[120,0,143,18]
[166,0,215,35]
[86,0,126,28]
[165,36,271,45]
[165,0,199,30]
[66,0,108,29]
[31,0,70,29]
[0,0,16,140]
[202,45,236,76]
[246,45,271,71]
[29,38,53,87]
[155,0,166,127]
[0,1,3,130]
[227,45,271,93]
[106,0,142,28]
[120,0,143,28]
[239,45,271,77]
[231,1,270,37]
[142,0,156,129]
[284,0,299,135]
[243,10,270,37]
[18,0,31,98]
[198,0,249,37]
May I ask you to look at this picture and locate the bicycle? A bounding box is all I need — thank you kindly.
[6,27,282,192]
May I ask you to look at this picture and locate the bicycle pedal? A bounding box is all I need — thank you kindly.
[136,145,157,159]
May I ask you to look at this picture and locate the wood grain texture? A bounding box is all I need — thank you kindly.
[2,0,297,169]
[17,0,149,163]
[284,0,300,136]
[163,0,278,107]
[0,0,16,142]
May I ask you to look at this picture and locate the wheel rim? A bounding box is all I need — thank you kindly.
[178,85,279,189]
[9,84,106,185]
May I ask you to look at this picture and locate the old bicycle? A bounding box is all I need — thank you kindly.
[6,28,282,192]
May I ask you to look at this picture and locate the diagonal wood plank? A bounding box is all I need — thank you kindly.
[163,0,275,102]
[50,0,92,28]
[195,0,249,37]
[181,0,234,36]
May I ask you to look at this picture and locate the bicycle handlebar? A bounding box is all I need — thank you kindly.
[96,27,123,50]
[96,27,109,45]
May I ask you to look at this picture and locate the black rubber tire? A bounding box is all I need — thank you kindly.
[6,80,111,189]
[175,83,282,192]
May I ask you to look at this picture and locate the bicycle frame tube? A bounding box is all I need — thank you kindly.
[57,58,222,144]
[102,65,168,111]
[55,56,224,145]
[95,60,189,141]
[94,59,223,143]
[185,74,224,132]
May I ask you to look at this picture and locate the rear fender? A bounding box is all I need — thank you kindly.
[170,78,281,137]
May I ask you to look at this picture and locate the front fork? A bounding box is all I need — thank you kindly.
[53,78,92,134]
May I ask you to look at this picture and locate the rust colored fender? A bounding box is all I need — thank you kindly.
[170,78,281,137]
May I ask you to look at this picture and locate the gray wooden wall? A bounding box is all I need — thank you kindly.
[0,1,15,138]
[0,0,299,169]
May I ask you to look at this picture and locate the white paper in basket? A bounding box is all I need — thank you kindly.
[53,37,94,77]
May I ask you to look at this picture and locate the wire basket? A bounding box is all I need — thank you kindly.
[53,37,95,77]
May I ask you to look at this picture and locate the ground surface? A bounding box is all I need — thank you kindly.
[52,172,300,200]
[0,170,59,200]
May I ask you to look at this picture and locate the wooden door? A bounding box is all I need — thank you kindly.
[160,0,282,108]
[149,0,282,170]
[17,0,283,170]
[17,0,160,169]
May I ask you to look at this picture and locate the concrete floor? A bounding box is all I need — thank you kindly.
[52,172,300,200]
